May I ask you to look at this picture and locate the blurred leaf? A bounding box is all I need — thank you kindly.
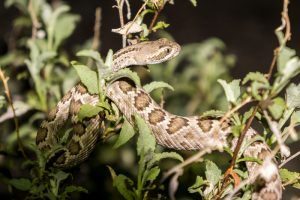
[267,97,286,120]
[286,83,300,109]
[78,104,103,121]
[205,160,221,186]
[136,115,156,156]
[152,21,169,32]
[114,119,135,148]
[113,175,136,200]
[77,50,104,65]
[143,81,174,93]
[242,72,268,85]
[188,176,205,194]
[72,62,98,94]
[9,178,32,191]
[64,185,88,194]
[280,168,300,187]
[291,111,300,124]
[145,166,160,182]
[110,68,141,86]
[53,14,80,50]
[189,0,197,6]
[147,152,183,169]
[218,79,241,104]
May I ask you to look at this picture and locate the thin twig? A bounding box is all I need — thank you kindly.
[0,69,27,159]
[28,0,41,39]
[91,7,102,51]
[219,96,252,124]
[161,148,211,183]
[279,151,300,168]
[115,0,126,47]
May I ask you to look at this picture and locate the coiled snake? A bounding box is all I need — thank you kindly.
[36,38,282,199]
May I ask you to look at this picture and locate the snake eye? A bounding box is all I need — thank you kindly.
[166,48,171,54]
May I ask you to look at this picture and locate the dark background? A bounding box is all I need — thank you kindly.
[0,0,299,199]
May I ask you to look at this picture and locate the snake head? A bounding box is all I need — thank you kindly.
[144,38,181,64]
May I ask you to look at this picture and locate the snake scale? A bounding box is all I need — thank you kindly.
[36,38,282,199]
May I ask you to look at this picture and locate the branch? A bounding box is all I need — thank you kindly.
[0,69,27,159]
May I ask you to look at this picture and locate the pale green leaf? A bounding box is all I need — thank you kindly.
[72,62,98,94]
[109,68,141,86]
[9,178,32,191]
[145,166,160,182]
[78,104,103,121]
[286,83,300,109]
[113,119,135,148]
[205,160,221,186]
[267,97,286,120]
[105,49,114,67]
[291,111,300,124]
[135,114,156,155]
[218,79,241,104]
[64,185,88,194]
[143,81,174,93]
[188,176,205,194]
[152,21,169,32]
[113,175,136,200]
[242,72,268,85]
[53,14,80,50]
[189,0,197,6]
[279,168,300,184]
[76,50,104,65]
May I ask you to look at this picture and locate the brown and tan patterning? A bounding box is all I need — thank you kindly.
[36,38,282,199]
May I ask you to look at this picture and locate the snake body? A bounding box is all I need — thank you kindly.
[36,38,282,199]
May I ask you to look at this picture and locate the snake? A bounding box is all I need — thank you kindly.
[36,38,282,200]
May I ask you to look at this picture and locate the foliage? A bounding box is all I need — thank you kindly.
[0,0,299,199]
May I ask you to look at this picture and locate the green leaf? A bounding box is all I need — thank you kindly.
[242,72,268,85]
[189,0,197,6]
[52,171,70,183]
[143,81,174,93]
[64,185,88,194]
[267,97,286,120]
[291,111,300,124]
[218,79,241,104]
[109,68,141,86]
[188,176,205,194]
[152,21,169,32]
[147,152,183,169]
[293,183,300,189]
[201,110,225,118]
[77,50,104,64]
[236,156,262,165]
[105,49,114,67]
[72,62,98,94]
[114,175,136,200]
[286,83,300,109]
[145,166,160,182]
[78,104,103,121]
[113,119,135,149]
[135,114,156,156]
[205,160,222,186]
[279,168,300,185]
[53,14,80,50]
[9,178,32,191]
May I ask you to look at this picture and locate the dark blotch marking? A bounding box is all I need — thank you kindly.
[67,140,82,155]
[47,107,58,121]
[167,117,188,134]
[61,90,72,103]
[148,108,165,125]
[36,127,48,144]
[198,119,213,132]
[119,81,134,94]
[73,123,86,136]
[184,132,196,140]
[134,91,151,111]
[69,99,82,115]
[55,153,67,165]
[260,191,278,200]
[76,84,87,94]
